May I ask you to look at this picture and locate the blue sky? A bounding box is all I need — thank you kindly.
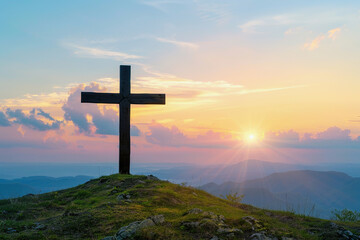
[2,0,359,98]
[1,0,360,168]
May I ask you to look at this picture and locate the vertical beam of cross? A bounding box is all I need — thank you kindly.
[81,65,165,174]
[119,66,131,174]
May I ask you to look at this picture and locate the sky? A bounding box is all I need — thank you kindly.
[1,0,360,169]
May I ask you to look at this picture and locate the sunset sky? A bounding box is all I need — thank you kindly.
[1,0,360,167]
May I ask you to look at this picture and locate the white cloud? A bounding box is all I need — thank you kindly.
[304,35,326,50]
[304,27,341,51]
[328,27,341,40]
[156,37,198,49]
[133,66,306,101]
[239,14,294,33]
[195,0,231,25]
[140,0,181,12]
[69,44,143,60]
[239,20,266,33]
[284,27,306,35]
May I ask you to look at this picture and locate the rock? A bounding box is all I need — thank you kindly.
[330,222,339,228]
[182,208,228,233]
[33,222,46,230]
[249,232,273,240]
[24,193,35,197]
[242,216,262,230]
[203,211,225,223]
[101,237,115,240]
[115,219,155,240]
[186,208,204,215]
[147,175,159,181]
[210,236,219,240]
[329,222,360,240]
[139,218,155,228]
[242,216,257,224]
[6,228,16,233]
[149,214,165,225]
[217,227,242,234]
[112,215,164,240]
[182,221,200,229]
[63,210,80,217]
[199,219,219,231]
[217,227,243,238]
[136,180,145,184]
[111,189,120,194]
[99,178,108,183]
[117,193,131,201]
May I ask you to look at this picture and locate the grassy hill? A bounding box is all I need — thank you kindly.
[0,174,359,240]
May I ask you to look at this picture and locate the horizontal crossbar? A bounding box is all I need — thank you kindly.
[81,92,166,104]
[81,92,122,104]
[129,94,165,104]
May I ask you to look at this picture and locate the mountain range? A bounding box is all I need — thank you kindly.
[199,170,360,218]
[0,175,93,199]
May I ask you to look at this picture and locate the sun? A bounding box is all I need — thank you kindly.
[245,133,257,144]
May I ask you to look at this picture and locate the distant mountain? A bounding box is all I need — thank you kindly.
[0,175,93,199]
[0,182,36,199]
[199,170,360,218]
[151,159,305,185]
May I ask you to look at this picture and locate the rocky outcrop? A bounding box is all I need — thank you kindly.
[181,208,242,238]
[101,215,164,240]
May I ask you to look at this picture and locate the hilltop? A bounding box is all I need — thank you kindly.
[0,174,359,240]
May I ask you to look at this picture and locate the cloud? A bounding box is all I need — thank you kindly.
[0,91,68,108]
[304,27,341,50]
[145,122,237,148]
[304,35,326,50]
[155,37,198,49]
[0,125,69,150]
[328,27,341,40]
[131,125,141,136]
[36,108,55,121]
[0,111,11,127]
[265,130,300,145]
[62,83,113,134]
[6,108,61,131]
[284,27,306,35]
[315,126,350,140]
[62,83,141,136]
[69,44,143,60]
[145,125,359,150]
[135,72,305,102]
[239,19,266,33]
[239,14,293,33]
[194,0,231,25]
[141,0,182,12]
[264,127,358,149]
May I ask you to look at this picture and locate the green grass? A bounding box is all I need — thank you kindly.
[0,174,359,240]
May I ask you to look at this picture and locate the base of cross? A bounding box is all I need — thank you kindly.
[81,65,166,174]
[119,151,131,174]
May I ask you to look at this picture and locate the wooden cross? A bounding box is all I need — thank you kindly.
[81,65,165,174]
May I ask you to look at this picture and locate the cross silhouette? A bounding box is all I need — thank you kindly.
[81,65,166,174]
